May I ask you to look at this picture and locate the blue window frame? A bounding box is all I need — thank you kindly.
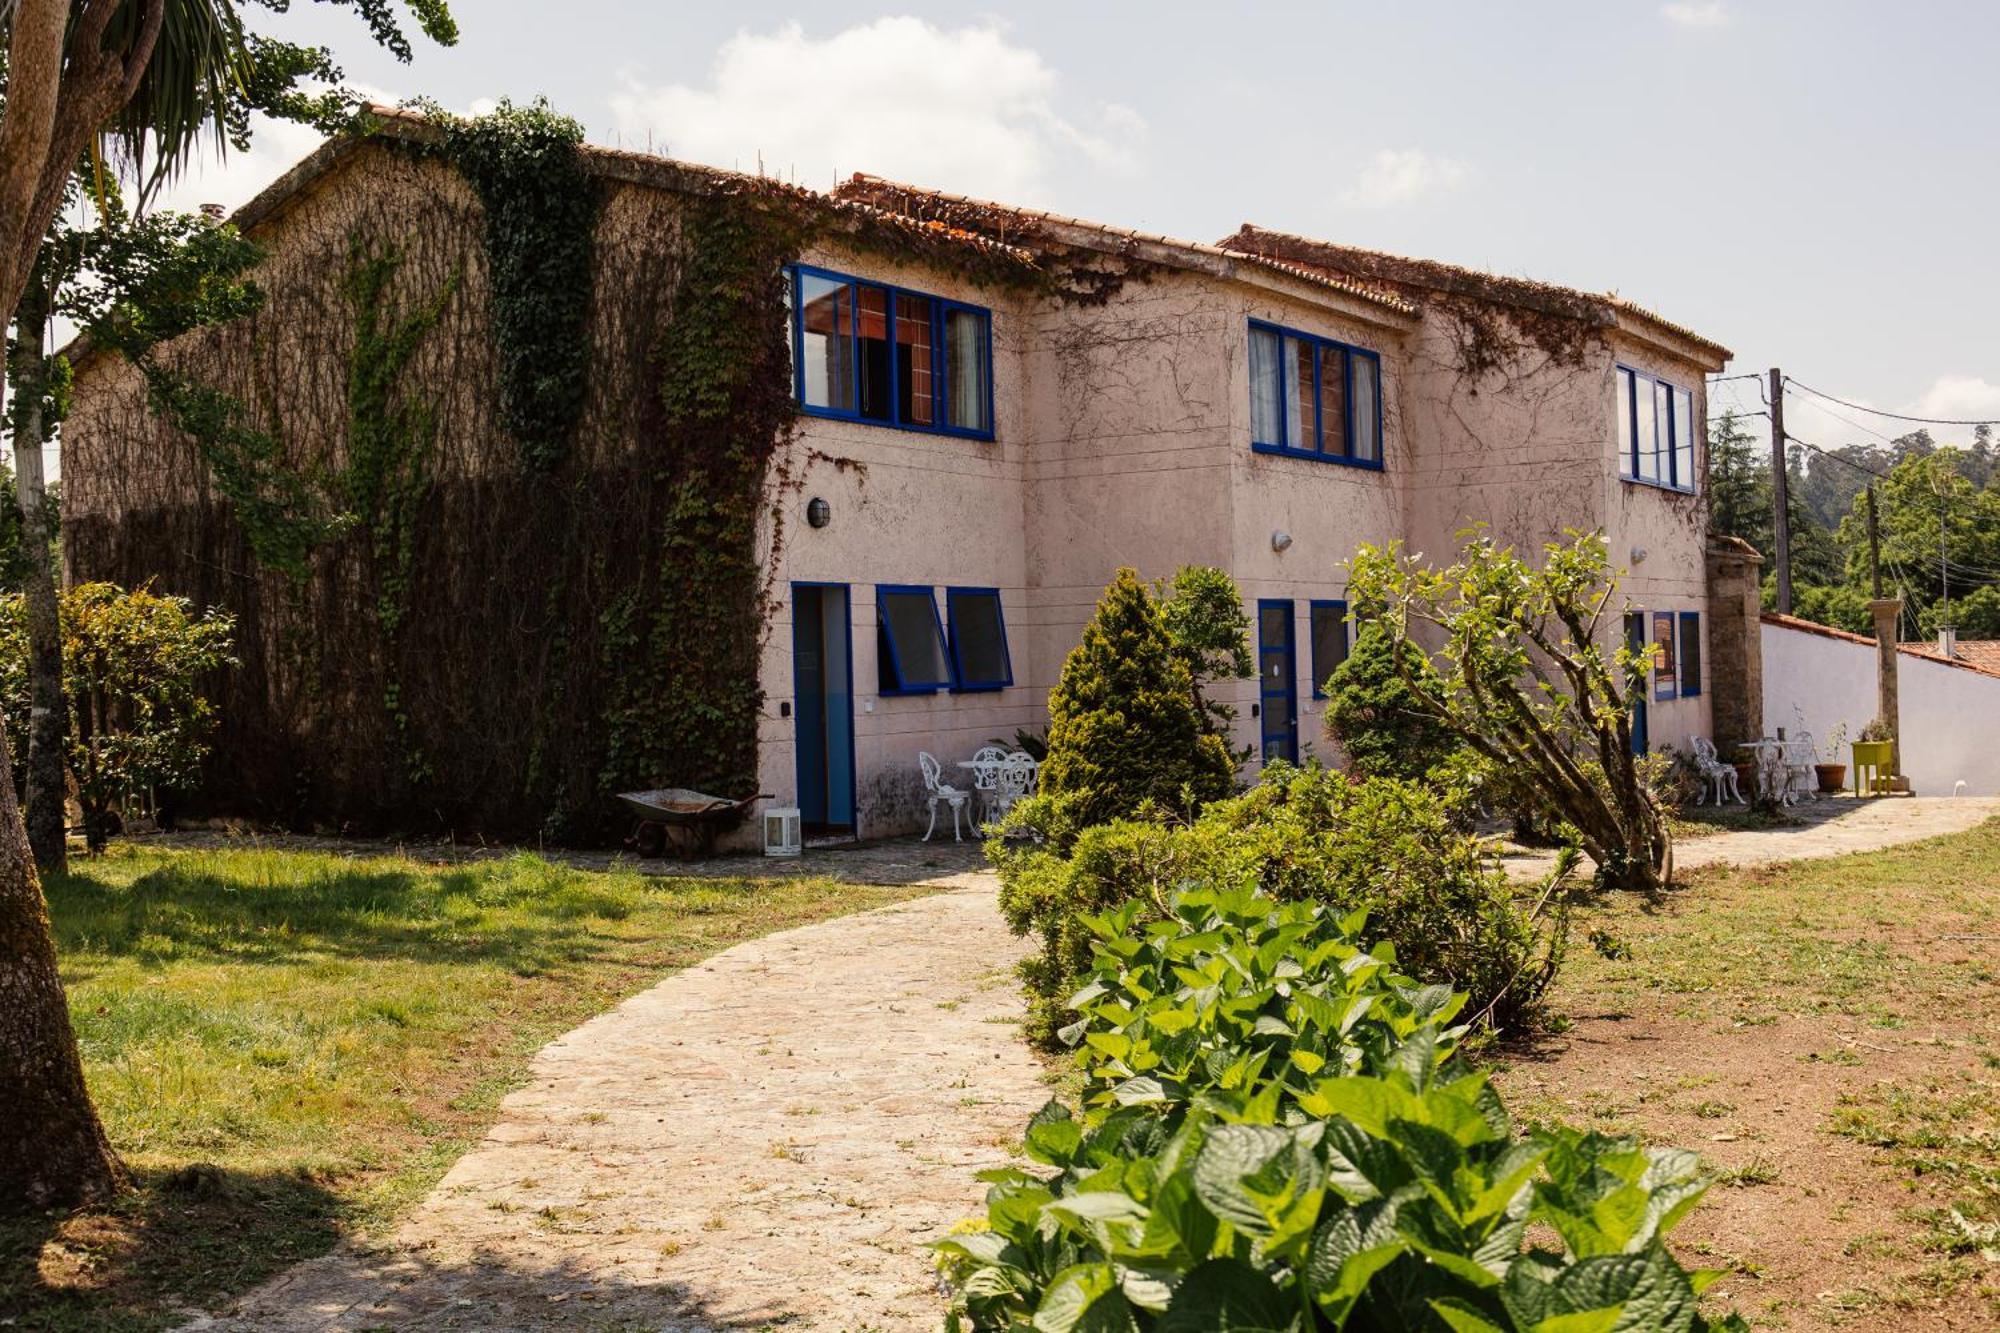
[1678,611,1702,698]
[1308,599,1349,698]
[876,585,953,695]
[1616,365,1697,493]
[791,264,994,440]
[1651,610,1679,702]
[945,587,1012,692]
[1248,319,1383,469]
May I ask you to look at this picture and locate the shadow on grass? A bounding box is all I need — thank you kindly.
[1,1164,806,1332]
[0,1164,343,1332]
[42,856,651,974]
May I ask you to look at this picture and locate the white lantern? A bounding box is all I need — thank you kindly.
[763,806,803,857]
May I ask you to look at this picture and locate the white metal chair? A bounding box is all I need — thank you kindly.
[985,752,1038,825]
[1691,737,1742,806]
[918,751,969,842]
[1784,732,1819,803]
[966,744,1008,822]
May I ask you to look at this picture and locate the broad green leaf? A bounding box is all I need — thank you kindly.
[1034,1262,1139,1333]
[1156,1258,1297,1332]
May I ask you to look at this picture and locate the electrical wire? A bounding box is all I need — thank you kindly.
[1786,377,2000,428]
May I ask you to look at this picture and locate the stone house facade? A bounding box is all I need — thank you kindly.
[58,112,1731,842]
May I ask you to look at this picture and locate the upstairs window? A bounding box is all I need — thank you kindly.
[792,265,992,438]
[946,587,1013,691]
[877,586,952,694]
[1249,320,1382,467]
[1309,600,1349,697]
[1617,366,1697,492]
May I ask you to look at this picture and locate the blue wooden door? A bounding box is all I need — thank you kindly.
[792,584,855,830]
[1257,599,1298,764]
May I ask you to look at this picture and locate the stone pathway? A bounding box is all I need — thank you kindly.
[180,801,1999,1331]
[183,872,1043,1332]
[1498,794,2000,882]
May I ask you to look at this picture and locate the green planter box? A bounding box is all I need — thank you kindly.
[1851,740,1894,795]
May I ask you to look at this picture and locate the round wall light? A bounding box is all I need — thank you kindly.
[1271,530,1293,553]
[806,497,831,529]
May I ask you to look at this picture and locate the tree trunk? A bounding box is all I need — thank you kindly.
[12,273,69,875]
[0,705,124,1210]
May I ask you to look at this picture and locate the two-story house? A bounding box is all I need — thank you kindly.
[57,111,1729,842]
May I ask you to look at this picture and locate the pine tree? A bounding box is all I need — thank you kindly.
[1036,569,1235,844]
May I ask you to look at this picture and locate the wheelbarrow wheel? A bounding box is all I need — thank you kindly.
[630,820,666,858]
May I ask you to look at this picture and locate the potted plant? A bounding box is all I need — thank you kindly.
[1853,719,1895,795]
[1815,722,1848,793]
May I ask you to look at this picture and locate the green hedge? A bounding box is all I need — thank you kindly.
[994,765,1570,1046]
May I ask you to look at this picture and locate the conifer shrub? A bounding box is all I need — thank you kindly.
[1015,567,1235,850]
[1323,619,1468,784]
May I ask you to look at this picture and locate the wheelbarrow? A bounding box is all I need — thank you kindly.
[615,789,771,859]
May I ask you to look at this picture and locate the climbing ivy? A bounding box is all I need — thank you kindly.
[595,187,811,800]
[339,237,459,781]
[421,98,597,472]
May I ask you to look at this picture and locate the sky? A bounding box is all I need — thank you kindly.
[149,0,2000,455]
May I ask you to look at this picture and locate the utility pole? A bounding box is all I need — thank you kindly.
[1867,484,1883,598]
[1769,367,1792,615]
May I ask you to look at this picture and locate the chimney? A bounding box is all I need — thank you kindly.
[1939,625,1958,659]
[199,203,226,224]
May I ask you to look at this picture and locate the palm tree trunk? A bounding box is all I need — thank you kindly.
[11,272,69,875]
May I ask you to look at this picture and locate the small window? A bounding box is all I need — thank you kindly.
[1672,388,1695,490]
[877,586,951,694]
[790,265,995,440]
[1616,369,1635,478]
[1247,320,1385,468]
[1678,611,1702,698]
[1309,600,1349,698]
[1652,610,1678,702]
[946,588,1012,691]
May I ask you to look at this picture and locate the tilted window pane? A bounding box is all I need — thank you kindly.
[949,591,1010,687]
[895,294,935,427]
[1249,327,1282,445]
[1310,604,1347,694]
[880,589,950,689]
[798,274,854,412]
[944,307,990,433]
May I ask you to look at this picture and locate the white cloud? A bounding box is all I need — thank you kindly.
[1661,2,1731,28]
[609,18,1144,202]
[1340,149,1469,209]
[1910,375,2000,423]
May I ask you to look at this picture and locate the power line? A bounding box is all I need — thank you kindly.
[1786,377,2000,428]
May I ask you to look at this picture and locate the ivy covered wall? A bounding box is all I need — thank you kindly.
[58,114,818,840]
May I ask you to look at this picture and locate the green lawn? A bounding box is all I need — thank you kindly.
[2,845,921,1331]
[1493,819,2000,1329]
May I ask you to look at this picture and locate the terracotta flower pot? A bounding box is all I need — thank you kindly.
[1815,763,1846,793]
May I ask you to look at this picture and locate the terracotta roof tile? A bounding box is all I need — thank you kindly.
[831,174,1418,318]
[1760,612,2000,680]
[1217,224,1731,365]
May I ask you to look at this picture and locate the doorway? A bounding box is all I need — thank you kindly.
[1625,611,1649,755]
[792,583,856,835]
[1258,599,1299,764]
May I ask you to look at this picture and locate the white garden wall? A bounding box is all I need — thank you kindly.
[1761,616,2000,796]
